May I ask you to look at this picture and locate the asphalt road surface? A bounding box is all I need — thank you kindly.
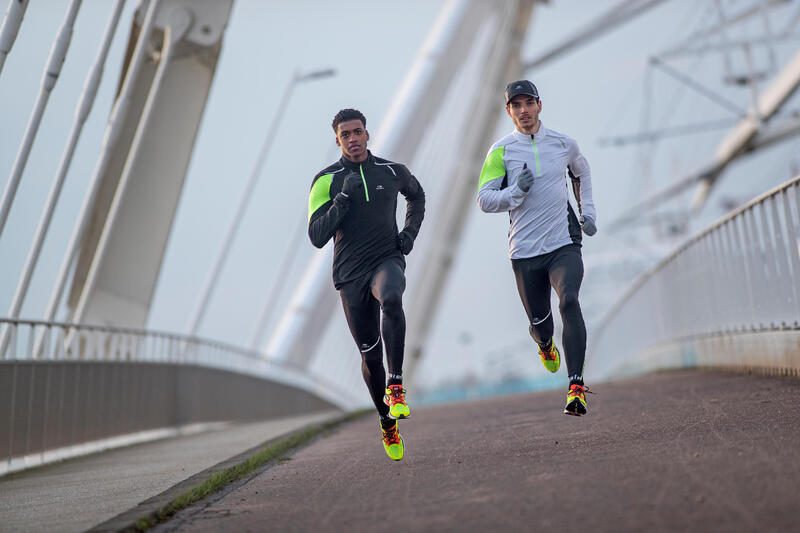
[156,369,800,533]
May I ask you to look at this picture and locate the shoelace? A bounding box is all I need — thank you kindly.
[569,385,593,397]
[539,345,556,360]
[388,387,407,405]
[383,425,401,445]
[569,385,594,396]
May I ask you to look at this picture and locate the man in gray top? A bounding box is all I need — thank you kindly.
[477,80,597,415]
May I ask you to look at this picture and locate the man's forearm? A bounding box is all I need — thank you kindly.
[308,194,349,247]
[477,183,526,213]
[403,191,425,238]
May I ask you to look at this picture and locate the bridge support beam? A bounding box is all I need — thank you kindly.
[65,0,234,328]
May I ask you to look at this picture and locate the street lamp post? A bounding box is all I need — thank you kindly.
[247,142,340,353]
[185,67,335,338]
[247,209,305,351]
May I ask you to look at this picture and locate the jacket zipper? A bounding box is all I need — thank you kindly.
[530,136,541,175]
[359,164,370,202]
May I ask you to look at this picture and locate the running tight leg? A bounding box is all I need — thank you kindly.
[371,259,406,379]
[512,245,587,379]
[549,248,586,378]
[339,258,407,418]
[361,341,389,416]
[340,283,390,418]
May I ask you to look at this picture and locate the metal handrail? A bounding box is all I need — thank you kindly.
[589,175,800,379]
[0,316,229,351]
[0,316,365,407]
[0,315,366,475]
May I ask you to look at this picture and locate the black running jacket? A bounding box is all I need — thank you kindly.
[308,151,425,288]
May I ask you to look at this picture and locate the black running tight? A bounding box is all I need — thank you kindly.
[511,244,587,379]
[338,257,406,417]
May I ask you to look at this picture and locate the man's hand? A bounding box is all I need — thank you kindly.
[341,172,363,197]
[517,163,534,192]
[333,192,350,208]
[397,230,415,255]
[579,215,597,236]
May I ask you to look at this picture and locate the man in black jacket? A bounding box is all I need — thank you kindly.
[308,108,425,461]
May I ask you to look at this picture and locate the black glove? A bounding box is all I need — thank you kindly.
[397,230,414,255]
[341,172,363,197]
[517,162,534,192]
[333,192,350,208]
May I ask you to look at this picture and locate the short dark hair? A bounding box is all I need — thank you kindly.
[332,108,366,132]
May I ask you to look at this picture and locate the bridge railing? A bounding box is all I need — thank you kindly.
[0,316,372,405]
[0,317,321,387]
[0,317,364,475]
[589,176,800,380]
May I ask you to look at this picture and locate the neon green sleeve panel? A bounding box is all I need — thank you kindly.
[308,173,333,221]
[478,145,505,188]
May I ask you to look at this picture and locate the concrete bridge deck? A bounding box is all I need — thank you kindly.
[2,369,798,532]
[157,370,800,533]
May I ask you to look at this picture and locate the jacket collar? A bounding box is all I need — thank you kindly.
[513,121,547,143]
[340,150,375,171]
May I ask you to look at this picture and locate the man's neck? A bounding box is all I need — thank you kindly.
[517,120,541,136]
[342,152,368,163]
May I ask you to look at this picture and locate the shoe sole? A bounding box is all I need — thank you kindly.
[564,399,586,416]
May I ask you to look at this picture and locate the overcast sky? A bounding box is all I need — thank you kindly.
[1,0,798,389]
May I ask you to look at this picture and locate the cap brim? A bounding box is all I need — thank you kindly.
[506,92,538,104]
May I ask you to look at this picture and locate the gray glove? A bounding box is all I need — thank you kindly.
[579,215,597,236]
[341,172,363,197]
[517,163,534,192]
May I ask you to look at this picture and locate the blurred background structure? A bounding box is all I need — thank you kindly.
[0,0,798,474]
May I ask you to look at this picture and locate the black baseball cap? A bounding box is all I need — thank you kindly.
[504,80,539,104]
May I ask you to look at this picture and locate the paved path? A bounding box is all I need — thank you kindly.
[158,370,800,533]
[0,411,338,533]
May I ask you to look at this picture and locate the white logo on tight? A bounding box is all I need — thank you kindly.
[531,311,551,325]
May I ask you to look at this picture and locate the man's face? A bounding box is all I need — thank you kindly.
[506,95,542,132]
[335,119,369,161]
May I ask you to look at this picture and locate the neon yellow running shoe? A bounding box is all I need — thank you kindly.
[381,420,404,461]
[384,384,410,419]
[538,341,561,373]
[564,383,592,416]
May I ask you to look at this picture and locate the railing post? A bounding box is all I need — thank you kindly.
[42,324,51,360]
[781,188,800,325]
[25,323,34,359]
[7,323,17,359]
